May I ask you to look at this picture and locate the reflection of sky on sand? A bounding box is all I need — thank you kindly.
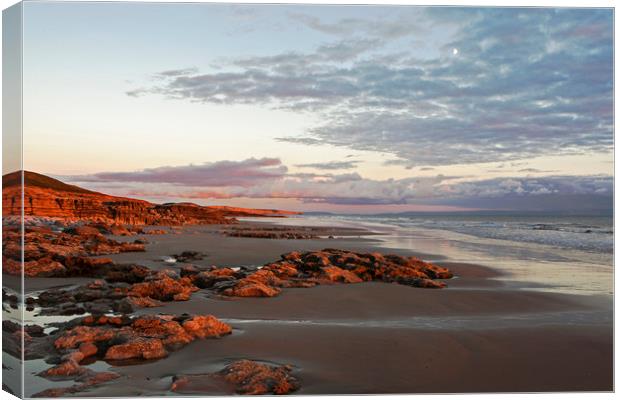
[241,216,613,296]
[221,308,612,330]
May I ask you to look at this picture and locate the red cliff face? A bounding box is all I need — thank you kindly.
[2,171,298,225]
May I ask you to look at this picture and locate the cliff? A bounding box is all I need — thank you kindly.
[2,171,300,225]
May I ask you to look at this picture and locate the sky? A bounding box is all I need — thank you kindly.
[18,2,613,213]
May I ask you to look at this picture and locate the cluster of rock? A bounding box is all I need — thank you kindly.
[31,265,199,316]
[30,248,453,318]
[31,313,231,397]
[172,360,300,395]
[184,249,454,298]
[2,225,145,277]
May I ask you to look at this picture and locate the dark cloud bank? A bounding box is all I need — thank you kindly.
[65,158,612,213]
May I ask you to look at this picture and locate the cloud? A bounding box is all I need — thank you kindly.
[63,157,612,211]
[128,8,612,167]
[518,168,558,173]
[288,11,429,39]
[66,158,287,188]
[156,67,199,77]
[295,160,360,170]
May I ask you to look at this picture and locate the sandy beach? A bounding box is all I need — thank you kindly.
[4,220,612,397]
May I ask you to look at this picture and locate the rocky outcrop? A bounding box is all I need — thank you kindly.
[31,247,453,317]
[2,225,144,277]
[50,314,230,364]
[3,171,299,226]
[190,249,453,297]
[33,313,231,397]
[172,360,300,395]
[128,270,198,301]
[32,266,199,316]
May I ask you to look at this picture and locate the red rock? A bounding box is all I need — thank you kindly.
[3,225,145,277]
[320,266,363,283]
[124,296,162,308]
[79,342,99,358]
[41,360,86,377]
[222,282,281,297]
[22,257,66,277]
[182,315,232,338]
[54,326,116,350]
[131,316,193,346]
[129,275,198,301]
[104,337,168,360]
[66,226,102,237]
[217,249,452,297]
[218,360,299,395]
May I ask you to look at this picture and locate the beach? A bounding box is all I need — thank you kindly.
[3,216,612,396]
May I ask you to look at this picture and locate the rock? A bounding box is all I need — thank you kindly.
[51,313,231,365]
[64,225,102,237]
[25,324,45,337]
[104,263,150,284]
[129,275,198,301]
[217,248,452,297]
[171,360,299,395]
[79,342,99,358]
[3,224,146,277]
[219,360,299,395]
[192,270,235,289]
[54,326,116,350]
[222,282,281,297]
[180,265,200,277]
[320,266,364,283]
[181,315,233,338]
[173,251,205,262]
[41,359,86,377]
[104,338,168,361]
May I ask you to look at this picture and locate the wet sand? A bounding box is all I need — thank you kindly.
[8,222,614,395]
[83,324,612,396]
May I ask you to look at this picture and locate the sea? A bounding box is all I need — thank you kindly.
[242,214,614,296]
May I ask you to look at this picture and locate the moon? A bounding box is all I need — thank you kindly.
[452,48,459,55]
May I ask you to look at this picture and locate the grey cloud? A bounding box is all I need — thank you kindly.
[295,160,360,170]
[289,11,428,39]
[518,168,558,173]
[157,67,199,77]
[231,38,382,68]
[129,8,612,167]
[65,158,287,188]
[65,157,612,211]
